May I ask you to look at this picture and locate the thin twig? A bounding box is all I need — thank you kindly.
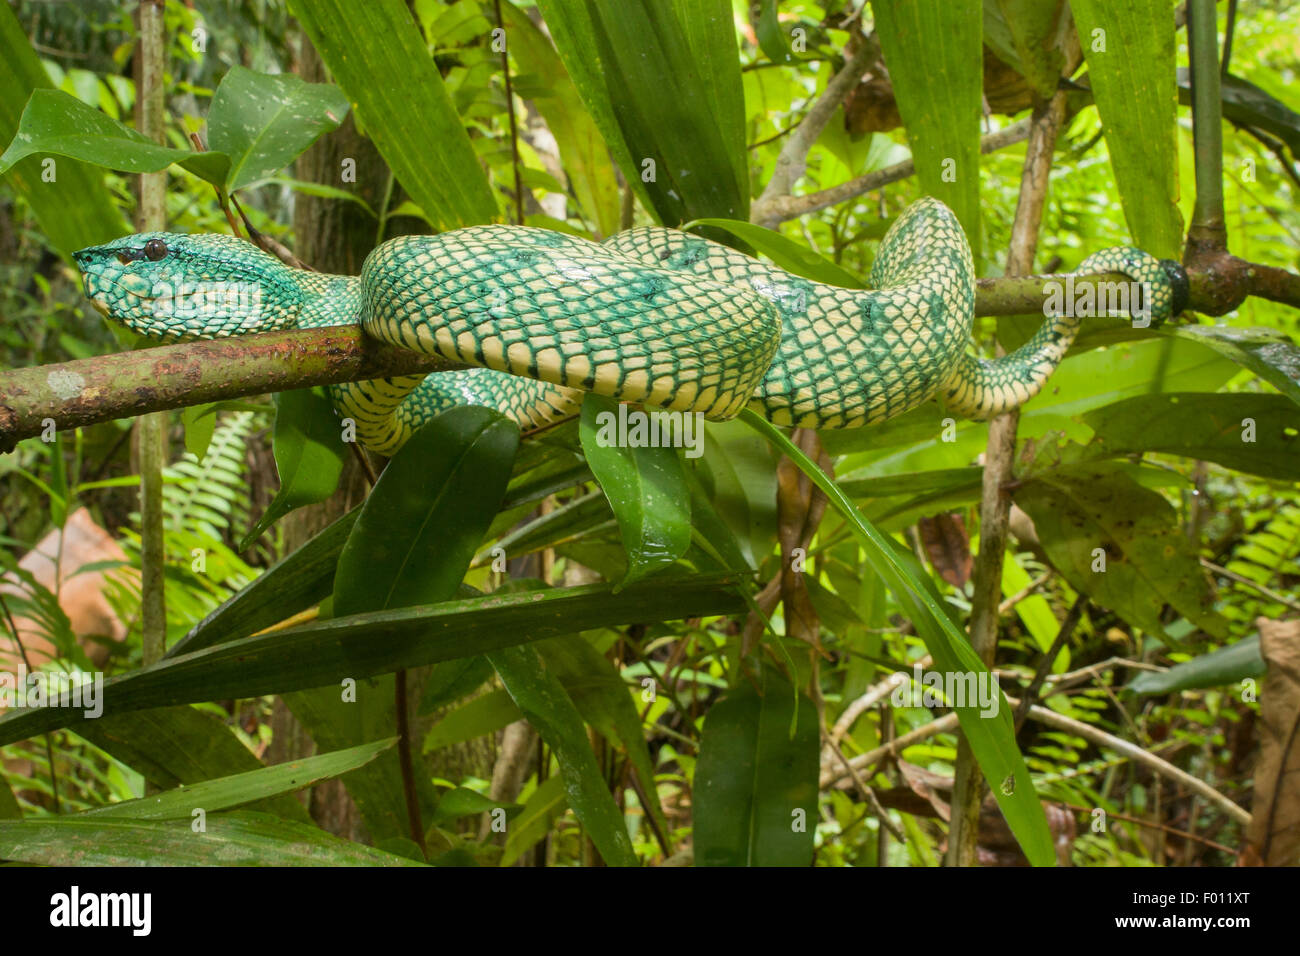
[1008,697,1251,826]
[1013,594,1087,733]
[393,669,427,859]
[821,728,907,842]
[752,35,877,221]
[1202,558,1300,612]
[495,0,525,226]
[0,591,60,813]
[752,119,1031,227]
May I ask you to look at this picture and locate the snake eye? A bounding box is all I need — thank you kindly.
[144,238,168,261]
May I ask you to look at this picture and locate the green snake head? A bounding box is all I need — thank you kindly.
[73,233,304,340]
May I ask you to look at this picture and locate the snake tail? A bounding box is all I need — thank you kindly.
[938,245,1181,420]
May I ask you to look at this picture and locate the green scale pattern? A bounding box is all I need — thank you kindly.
[73,198,1176,455]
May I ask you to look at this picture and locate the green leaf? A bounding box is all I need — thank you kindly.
[0,4,126,254]
[206,65,350,192]
[287,406,518,845]
[431,786,521,826]
[1128,635,1266,695]
[683,218,865,287]
[755,0,793,65]
[986,0,1069,100]
[537,0,747,223]
[501,2,621,237]
[335,407,518,615]
[181,404,217,461]
[1165,326,1300,408]
[290,0,500,229]
[1082,392,1300,480]
[488,643,638,867]
[424,689,521,752]
[417,655,495,716]
[240,388,347,551]
[871,0,983,255]
[694,418,779,569]
[0,574,748,746]
[173,508,359,658]
[0,779,18,820]
[739,408,1055,866]
[694,668,819,866]
[73,707,309,822]
[85,739,395,819]
[0,89,229,184]
[501,773,566,866]
[0,811,425,866]
[1014,463,1229,641]
[579,395,692,588]
[1071,0,1182,256]
[535,634,670,845]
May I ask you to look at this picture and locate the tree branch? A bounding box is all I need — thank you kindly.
[751,35,879,223]
[752,119,1032,228]
[0,326,464,452]
[2,255,1296,453]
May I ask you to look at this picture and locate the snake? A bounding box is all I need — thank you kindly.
[73,198,1184,456]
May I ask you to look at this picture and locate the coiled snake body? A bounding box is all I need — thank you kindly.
[75,198,1177,455]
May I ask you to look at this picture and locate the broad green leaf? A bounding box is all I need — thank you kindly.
[0,574,748,746]
[683,218,865,287]
[671,0,748,199]
[417,655,495,716]
[872,0,983,255]
[431,787,521,826]
[0,89,229,185]
[173,508,359,658]
[0,5,126,254]
[85,739,395,819]
[579,395,692,588]
[695,419,779,569]
[1082,392,1300,480]
[694,668,819,866]
[488,643,638,866]
[0,780,18,820]
[1071,0,1182,256]
[181,404,217,461]
[740,408,1055,866]
[424,689,522,752]
[73,707,310,822]
[985,0,1069,100]
[1014,463,1229,641]
[207,65,350,192]
[755,0,793,65]
[537,0,747,223]
[290,0,500,229]
[240,388,347,551]
[501,773,566,866]
[485,491,613,564]
[535,634,670,844]
[501,2,621,236]
[0,811,425,866]
[288,406,518,846]
[1128,634,1266,695]
[334,407,518,615]
[1166,326,1300,408]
